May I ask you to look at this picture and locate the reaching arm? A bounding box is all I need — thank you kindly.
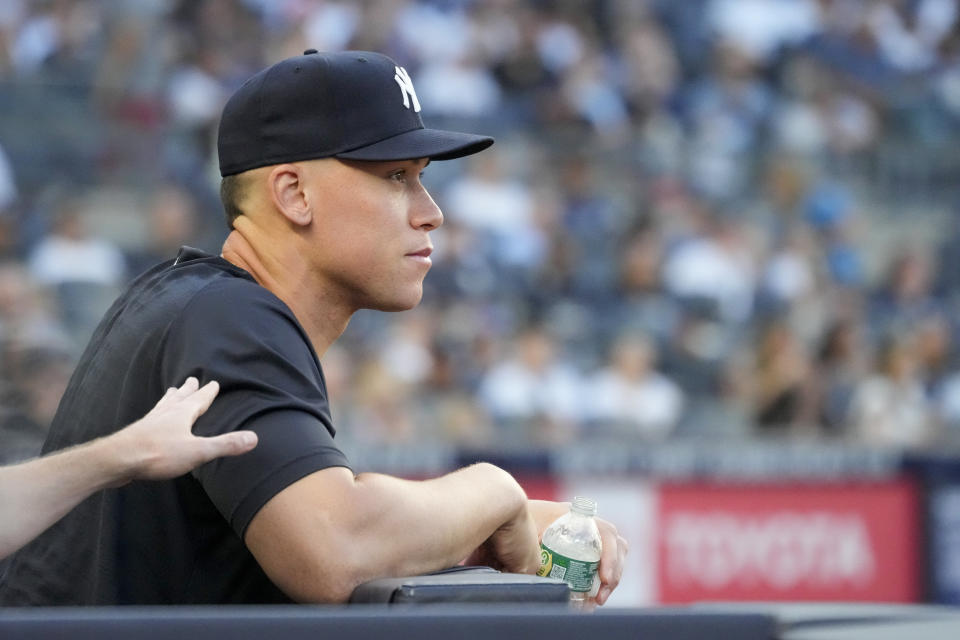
[244,461,541,603]
[0,378,257,560]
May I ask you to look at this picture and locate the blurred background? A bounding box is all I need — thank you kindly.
[2,0,960,607]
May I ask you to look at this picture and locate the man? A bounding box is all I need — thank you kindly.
[0,378,256,561]
[0,50,626,605]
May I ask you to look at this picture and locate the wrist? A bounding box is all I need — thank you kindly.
[87,431,139,489]
[477,462,528,520]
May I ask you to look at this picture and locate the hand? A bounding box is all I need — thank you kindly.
[111,377,258,481]
[528,499,629,606]
[592,515,628,605]
[465,503,540,574]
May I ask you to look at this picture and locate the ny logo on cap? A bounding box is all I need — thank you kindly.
[394,66,421,113]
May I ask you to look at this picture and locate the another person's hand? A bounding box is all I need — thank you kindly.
[111,377,257,482]
[528,499,629,606]
[0,378,259,561]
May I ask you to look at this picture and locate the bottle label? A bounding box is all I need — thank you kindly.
[536,543,599,592]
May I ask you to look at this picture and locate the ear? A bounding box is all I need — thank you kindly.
[267,164,313,227]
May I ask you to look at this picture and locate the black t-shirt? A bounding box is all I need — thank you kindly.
[0,247,351,605]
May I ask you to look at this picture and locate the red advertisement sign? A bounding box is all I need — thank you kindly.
[657,480,920,603]
[516,475,560,502]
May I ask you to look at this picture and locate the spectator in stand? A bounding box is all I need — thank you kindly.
[560,50,631,142]
[869,246,942,338]
[163,44,230,167]
[614,15,681,122]
[660,304,747,436]
[125,185,201,278]
[706,0,821,65]
[679,38,774,200]
[478,325,582,444]
[0,343,72,464]
[867,0,956,73]
[803,180,866,289]
[810,318,870,436]
[933,326,960,438]
[750,318,815,433]
[556,156,624,303]
[757,222,819,320]
[0,262,67,353]
[915,312,954,396]
[615,224,680,346]
[848,333,936,448]
[443,151,544,275]
[27,195,125,288]
[661,209,758,325]
[26,194,126,348]
[415,55,502,120]
[0,142,17,220]
[349,354,420,446]
[583,332,684,438]
[0,260,75,464]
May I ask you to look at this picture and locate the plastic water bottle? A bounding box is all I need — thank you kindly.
[536,496,602,607]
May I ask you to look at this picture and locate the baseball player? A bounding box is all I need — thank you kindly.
[0,50,627,605]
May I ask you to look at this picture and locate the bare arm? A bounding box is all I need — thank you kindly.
[0,378,257,560]
[244,462,541,603]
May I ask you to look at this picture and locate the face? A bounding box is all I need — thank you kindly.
[300,157,443,313]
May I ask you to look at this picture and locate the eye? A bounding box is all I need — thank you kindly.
[387,166,426,184]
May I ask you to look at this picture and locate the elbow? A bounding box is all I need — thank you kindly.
[270,532,375,604]
[277,568,361,604]
[288,576,359,605]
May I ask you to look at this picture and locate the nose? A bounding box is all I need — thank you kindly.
[410,184,443,231]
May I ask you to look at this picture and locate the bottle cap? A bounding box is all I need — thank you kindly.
[571,496,597,516]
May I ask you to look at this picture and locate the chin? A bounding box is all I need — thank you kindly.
[369,288,423,312]
[377,301,420,313]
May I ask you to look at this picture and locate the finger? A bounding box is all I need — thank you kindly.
[598,524,622,584]
[595,528,626,606]
[612,534,628,581]
[597,534,629,605]
[199,431,257,462]
[596,587,610,606]
[151,385,182,411]
[175,376,200,397]
[464,546,488,568]
[185,380,220,423]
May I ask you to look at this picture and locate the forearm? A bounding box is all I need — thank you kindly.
[348,463,528,576]
[245,462,531,602]
[0,436,132,559]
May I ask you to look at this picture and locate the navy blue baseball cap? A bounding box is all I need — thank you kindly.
[218,50,494,177]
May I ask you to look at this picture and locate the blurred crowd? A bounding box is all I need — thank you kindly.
[4,0,960,463]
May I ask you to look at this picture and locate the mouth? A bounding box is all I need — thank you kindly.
[406,247,433,259]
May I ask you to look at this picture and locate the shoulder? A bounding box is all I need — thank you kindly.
[183,271,281,306]
[152,253,324,394]
[176,271,297,332]
[161,266,316,370]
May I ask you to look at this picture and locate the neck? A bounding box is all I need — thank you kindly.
[220,224,352,358]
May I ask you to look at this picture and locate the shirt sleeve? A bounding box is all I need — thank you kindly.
[161,277,352,537]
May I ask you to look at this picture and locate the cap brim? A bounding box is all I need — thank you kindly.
[334,128,493,162]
